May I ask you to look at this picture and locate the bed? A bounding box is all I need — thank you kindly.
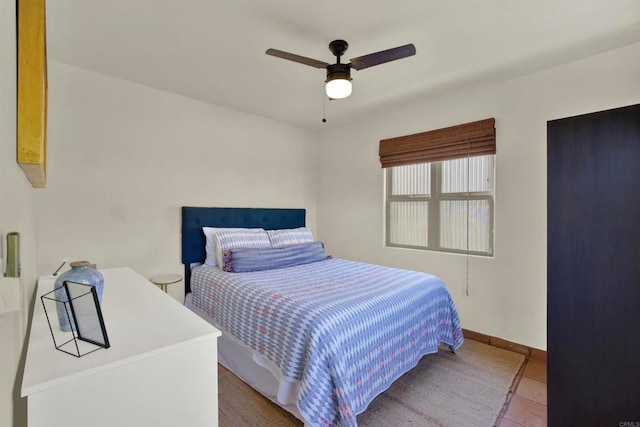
[182,207,463,427]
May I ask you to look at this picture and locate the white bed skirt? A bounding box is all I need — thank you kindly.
[185,293,309,424]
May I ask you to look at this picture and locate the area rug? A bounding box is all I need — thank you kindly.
[218,339,525,427]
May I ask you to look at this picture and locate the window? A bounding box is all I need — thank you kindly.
[379,118,496,256]
[386,155,494,255]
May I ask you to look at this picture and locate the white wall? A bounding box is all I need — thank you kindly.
[35,61,318,300]
[317,42,640,350]
[0,1,37,426]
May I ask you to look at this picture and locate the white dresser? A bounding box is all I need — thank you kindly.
[21,267,221,427]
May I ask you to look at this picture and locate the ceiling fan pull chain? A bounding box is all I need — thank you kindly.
[322,92,327,123]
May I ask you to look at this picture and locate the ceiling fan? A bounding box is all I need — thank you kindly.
[265,40,416,99]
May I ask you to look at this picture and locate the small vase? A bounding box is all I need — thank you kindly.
[54,261,104,332]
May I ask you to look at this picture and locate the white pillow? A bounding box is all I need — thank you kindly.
[202,227,264,267]
[212,229,272,269]
[267,227,314,248]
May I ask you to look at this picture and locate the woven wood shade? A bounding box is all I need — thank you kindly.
[379,118,496,168]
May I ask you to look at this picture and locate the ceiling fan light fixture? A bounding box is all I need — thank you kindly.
[266,39,416,101]
[326,63,352,99]
[326,78,352,99]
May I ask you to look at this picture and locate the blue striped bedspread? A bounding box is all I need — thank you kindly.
[191,258,463,427]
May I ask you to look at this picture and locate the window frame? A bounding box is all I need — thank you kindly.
[385,158,494,256]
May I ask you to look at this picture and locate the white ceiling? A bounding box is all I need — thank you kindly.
[46,0,640,130]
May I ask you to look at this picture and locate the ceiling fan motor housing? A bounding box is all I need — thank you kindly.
[326,63,351,83]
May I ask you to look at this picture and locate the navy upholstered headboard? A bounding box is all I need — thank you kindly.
[181,207,306,294]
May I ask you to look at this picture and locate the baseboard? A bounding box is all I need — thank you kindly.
[462,328,547,362]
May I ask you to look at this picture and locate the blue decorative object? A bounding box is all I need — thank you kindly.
[54,261,104,332]
[222,241,328,272]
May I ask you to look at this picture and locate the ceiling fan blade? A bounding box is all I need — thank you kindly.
[349,44,416,71]
[265,48,329,69]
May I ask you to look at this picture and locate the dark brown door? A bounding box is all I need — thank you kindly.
[547,104,640,426]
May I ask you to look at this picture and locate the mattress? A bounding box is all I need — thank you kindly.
[190,259,463,427]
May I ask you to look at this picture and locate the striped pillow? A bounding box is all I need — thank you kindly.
[267,227,314,248]
[202,227,264,267]
[213,230,271,269]
[223,241,328,273]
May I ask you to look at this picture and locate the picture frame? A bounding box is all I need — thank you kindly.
[64,281,110,349]
[41,281,110,357]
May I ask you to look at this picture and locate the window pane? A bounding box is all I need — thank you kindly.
[391,163,430,196]
[440,200,491,253]
[442,155,494,193]
[389,201,428,247]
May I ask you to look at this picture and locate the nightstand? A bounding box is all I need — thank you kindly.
[150,274,182,293]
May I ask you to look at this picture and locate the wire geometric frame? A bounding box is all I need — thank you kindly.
[41,281,110,358]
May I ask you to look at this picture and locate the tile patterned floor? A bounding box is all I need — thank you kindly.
[499,358,548,426]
